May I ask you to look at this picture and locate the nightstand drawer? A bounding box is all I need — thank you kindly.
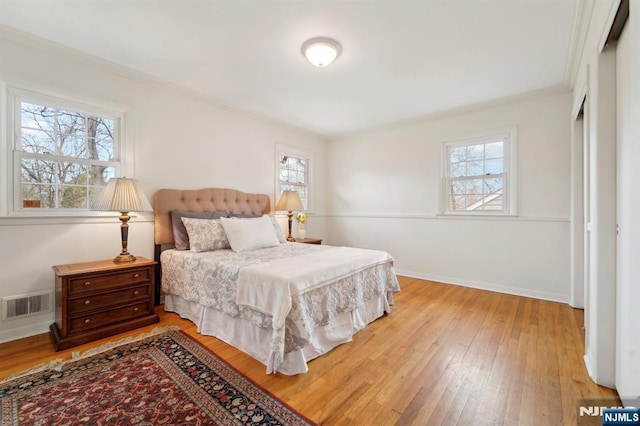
[68,302,151,333]
[68,284,150,314]
[68,268,150,295]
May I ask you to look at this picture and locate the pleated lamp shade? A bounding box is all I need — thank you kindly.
[275,191,303,212]
[92,177,152,213]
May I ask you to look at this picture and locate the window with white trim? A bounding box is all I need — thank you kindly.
[443,129,516,215]
[9,88,122,213]
[276,146,309,210]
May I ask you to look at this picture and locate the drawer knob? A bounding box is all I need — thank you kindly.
[84,281,91,286]
[84,319,91,324]
[133,273,140,278]
[133,290,139,295]
[134,307,139,312]
[84,300,91,305]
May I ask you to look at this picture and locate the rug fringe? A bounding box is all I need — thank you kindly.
[0,326,180,384]
[71,326,181,360]
[0,358,65,384]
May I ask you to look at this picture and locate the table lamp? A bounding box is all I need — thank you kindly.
[92,177,153,263]
[275,190,303,242]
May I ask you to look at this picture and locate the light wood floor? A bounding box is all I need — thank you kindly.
[0,277,619,425]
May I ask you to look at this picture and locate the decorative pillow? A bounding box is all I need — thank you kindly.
[220,215,281,252]
[230,214,285,242]
[269,216,287,243]
[180,217,230,253]
[171,210,228,250]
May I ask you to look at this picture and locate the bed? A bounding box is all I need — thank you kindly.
[154,188,400,375]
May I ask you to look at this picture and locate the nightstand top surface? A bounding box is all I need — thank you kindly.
[294,238,323,244]
[53,257,155,276]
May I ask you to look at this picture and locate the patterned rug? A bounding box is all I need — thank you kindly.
[0,327,316,425]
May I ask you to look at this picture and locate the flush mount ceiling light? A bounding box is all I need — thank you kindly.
[301,37,341,67]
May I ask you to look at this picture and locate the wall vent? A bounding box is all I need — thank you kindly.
[2,291,53,321]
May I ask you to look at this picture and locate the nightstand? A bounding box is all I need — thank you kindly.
[50,257,159,351]
[295,238,323,245]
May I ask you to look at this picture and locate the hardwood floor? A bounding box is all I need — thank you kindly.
[0,276,619,425]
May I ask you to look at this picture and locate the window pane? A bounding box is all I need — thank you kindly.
[450,162,465,177]
[484,177,503,194]
[485,142,503,159]
[21,103,55,132]
[60,162,86,184]
[467,160,483,176]
[449,146,466,163]
[59,185,88,208]
[21,158,57,183]
[466,193,483,207]
[21,183,55,208]
[89,137,115,161]
[21,130,56,154]
[467,144,484,160]
[450,180,466,195]
[56,110,86,135]
[449,195,465,211]
[466,179,483,194]
[95,118,115,140]
[485,159,503,175]
[60,135,88,158]
[88,165,114,186]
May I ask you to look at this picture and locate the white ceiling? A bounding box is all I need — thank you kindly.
[0,0,577,137]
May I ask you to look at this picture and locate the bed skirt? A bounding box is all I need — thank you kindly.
[164,293,390,375]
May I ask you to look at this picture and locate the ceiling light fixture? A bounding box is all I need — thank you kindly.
[301,37,341,67]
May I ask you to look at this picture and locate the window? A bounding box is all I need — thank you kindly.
[276,146,309,210]
[9,88,122,214]
[442,128,516,215]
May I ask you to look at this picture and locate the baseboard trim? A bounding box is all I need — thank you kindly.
[396,269,568,304]
[0,320,50,344]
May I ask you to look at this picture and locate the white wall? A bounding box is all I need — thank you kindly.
[615,2,640,405]
[0,28,327,342]
[325,91,572,302]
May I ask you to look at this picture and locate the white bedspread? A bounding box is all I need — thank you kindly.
[161,242,400,373]
[236,246,393,329]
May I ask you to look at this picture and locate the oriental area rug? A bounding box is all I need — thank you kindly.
[0,327,316,425]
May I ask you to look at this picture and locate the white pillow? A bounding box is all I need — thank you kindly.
[220,215,281,252]
[180,217,230,252]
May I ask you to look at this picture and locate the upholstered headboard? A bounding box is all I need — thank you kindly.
[153,187,271,245]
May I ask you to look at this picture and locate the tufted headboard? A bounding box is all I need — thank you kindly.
[153,187,271,245]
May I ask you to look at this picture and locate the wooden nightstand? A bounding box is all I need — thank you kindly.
[50,257,159,351]
[295,238,323,245]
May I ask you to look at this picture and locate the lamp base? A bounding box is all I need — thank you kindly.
[113,253,136,263]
